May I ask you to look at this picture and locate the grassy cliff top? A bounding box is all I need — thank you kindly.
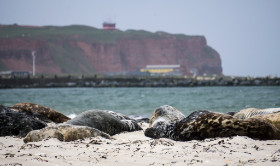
[0,24,200,43]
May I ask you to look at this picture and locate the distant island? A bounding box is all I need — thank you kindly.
[0,24,222,76]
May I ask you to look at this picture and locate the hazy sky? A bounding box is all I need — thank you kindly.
[1,0,280,77]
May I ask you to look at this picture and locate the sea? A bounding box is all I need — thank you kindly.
[1,87,280,118]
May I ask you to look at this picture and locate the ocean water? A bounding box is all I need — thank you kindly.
[0,87,280,118]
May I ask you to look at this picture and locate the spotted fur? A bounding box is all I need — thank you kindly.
[145,109,280,141]
[12,103,70,123]
[173,112,280,141]
[24,124,111,143]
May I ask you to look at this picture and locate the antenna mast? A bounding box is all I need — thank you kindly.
[32,51,36,76]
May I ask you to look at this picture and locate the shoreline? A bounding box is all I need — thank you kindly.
[1,76,280,89]
[1,123,280,166]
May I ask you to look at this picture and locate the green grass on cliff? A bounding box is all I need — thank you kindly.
[0,25,123,43]
[0,24,196,43]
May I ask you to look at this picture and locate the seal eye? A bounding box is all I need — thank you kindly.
[226,121,231,125]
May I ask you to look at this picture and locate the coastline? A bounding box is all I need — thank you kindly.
[1,123,280,166]
[0,75,280,89]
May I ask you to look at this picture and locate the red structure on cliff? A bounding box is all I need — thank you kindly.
[103,22,116,30]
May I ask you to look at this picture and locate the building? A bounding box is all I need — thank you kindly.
[102,22,116,30]
[140,65,182,76]
[0,70,31,78]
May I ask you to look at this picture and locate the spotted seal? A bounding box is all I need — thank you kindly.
[23,124,111,143]
[66,110,142,135]
[233,108,280,119]
[173,112,280,141]
[11,103,70,123]
[145,110,280,141]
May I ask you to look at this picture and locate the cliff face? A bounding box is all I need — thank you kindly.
[0,25,222,75]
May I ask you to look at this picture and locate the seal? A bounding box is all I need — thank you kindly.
[0,105,46,137]
[233,108,280,119]
[11,102,71,123]
[149,105,185,127]
[251,111,280,130]
[173,112,280,141]
[66,110,142,135]
[145,105,185,139]
[23,124,111,143]
[145,110,280,141]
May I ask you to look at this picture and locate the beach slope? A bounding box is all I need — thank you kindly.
[1,123,280,166]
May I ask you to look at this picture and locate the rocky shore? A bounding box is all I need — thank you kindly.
[1,75,279,88]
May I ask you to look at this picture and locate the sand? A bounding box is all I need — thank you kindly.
[1,123,280,166]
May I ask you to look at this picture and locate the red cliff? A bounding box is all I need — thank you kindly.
[0,25,222,76]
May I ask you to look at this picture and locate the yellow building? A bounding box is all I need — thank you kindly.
[140,65,181,75]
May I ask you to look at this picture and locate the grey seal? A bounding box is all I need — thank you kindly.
[66,110,142,135]
[149,105,185,127]
[23,124,111,143]
[12,102,70,123]
[0,105,46,137]
[251,111,280,130]
[172,112,280,141]
[233,108,280,119]
[145,105,185,139]
[145,109,280,141]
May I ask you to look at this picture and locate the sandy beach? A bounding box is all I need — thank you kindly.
[1,123,280,166]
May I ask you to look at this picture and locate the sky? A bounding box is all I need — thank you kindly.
[0,0,280,77]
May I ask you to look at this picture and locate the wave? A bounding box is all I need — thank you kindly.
[67,113,77,119]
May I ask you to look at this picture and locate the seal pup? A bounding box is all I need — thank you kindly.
[173,112,280,141]
[66,110,142,135]
[233,108,280,119]
[23,124,111,143]
[12,103,70,123]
